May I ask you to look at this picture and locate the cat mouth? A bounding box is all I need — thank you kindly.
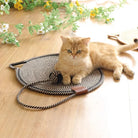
[72,54,78,59]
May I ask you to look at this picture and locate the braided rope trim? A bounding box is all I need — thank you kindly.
[16,80,76,110]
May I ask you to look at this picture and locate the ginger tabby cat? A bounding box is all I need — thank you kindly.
[55,36,138,85]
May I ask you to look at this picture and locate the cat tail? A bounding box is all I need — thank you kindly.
[117,43,138,53]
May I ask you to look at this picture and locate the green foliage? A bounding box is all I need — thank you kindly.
[90,6,116,23]
[119,0,127,7]
[15,23,24,35]
[63,3,90,30]
[46,9,62,30]
[28,9,62,35]
[8,0,16,7]
[36,0,45,7]
[0,0,128,46]
[3,4,10,14]
[0,32,19,46]
[28,21,35,35]
[22,0,37,11]
[51,2,59,10]
[28,21,41,35]
[72,23,79,32]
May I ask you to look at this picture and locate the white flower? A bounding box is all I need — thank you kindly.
[4,0,9,5]
[5,39,11,44]
[37,29,45,35]
[5,39,9,43]
[40,23,44,30]
[2,23,9,30]
[40,23,43,26]
[2,28,8,33]
[49,25,53,30]
[14,40,19,44]
[40,26,44,30]
[0,5,5,11]
[1,23,9,33]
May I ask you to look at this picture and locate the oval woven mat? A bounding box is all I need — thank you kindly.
[15,54,104,95]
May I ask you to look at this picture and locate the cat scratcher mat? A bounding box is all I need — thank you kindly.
[9,54,104,110]
[108,27,138,45]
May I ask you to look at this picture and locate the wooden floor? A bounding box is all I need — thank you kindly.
[0,1,138,138]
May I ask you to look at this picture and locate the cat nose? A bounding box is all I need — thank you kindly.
[72,55,76,58]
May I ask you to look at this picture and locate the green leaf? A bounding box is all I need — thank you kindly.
[28,26,34,35]
[15,41,20,47]
[32,24,41,32]
[51,2,59,10]
[29,20,32,24]
[72,23,79,32]
[15,24,24,35]
[4,4,10,14]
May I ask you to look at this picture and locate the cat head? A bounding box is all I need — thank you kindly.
[60,36,90,59]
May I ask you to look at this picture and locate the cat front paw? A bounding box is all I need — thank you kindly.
[63,78,71,85]
[72,77,82,84]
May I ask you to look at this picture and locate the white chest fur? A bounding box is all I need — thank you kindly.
[60,56,93,76]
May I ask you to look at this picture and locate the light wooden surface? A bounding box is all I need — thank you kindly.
[0,1,138,138]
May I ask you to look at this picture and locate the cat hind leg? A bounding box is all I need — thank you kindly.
[122,64,134,78]
[113,63,123,80]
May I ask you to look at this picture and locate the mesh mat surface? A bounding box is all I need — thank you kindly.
[12,54,104,95]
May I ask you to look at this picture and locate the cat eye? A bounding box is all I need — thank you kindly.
[76,50,82,54]
[67,49,72,53]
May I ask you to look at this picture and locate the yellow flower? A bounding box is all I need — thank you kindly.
[18,3,23,10]
[14,2,19,9]
[69,2,73,8]
[80,11,83,14]
[14,1,23,10]
[106,18,110,21]
[75,0,80,6]
[77,7,84,14]
[90,10,96,18]
[18,0,23,3]
[15,0,23,2]
[44,3,53,11]
[90,13,96,17]
[94,8,98,13]
[44,4,47,8]
[46,1,50,6]
[48,0,51,3]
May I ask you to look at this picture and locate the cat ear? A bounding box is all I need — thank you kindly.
[81,37,90,46]
[60,36,69,43]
